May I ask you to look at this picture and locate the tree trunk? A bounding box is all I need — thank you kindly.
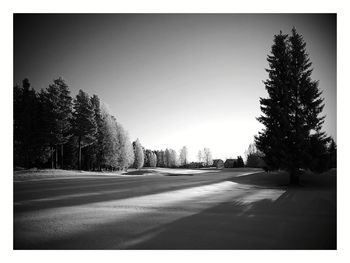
[289,170,300,185]
[24,146,29,168]
[51,146,54,169]
[78,136,82,170]
[61,144,64,169]
[55,145,58,169]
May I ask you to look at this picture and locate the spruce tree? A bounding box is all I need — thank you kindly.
[255,28,328,184]
[236,156,244,168]
[90,95,103,170]
[143,148,150,167]
[328,138,337,169]
[39,78,73,169]
[14,79,41,167]
[52,78,73,168]
[72,90,97,170]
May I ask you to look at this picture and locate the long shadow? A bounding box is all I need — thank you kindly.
[14,170,335,213]
[14,198,273,249]
[15,168,252,213]
[128,175,336,250]
[229,170,337,189]
[15,169,336,249]
[129,193,336,249]
[123,170,159,175]
[14,185,336,249]
[123,169,194,176]
[14,177,224,213]
[14,169,259,213]
[164,174,194,176]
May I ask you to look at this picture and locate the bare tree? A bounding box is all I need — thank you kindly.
[179,146,188,166]
[197,150,203,163]
[169,149,177,167]
[203,148,213,167]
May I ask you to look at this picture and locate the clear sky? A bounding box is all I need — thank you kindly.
[14,14,336,161]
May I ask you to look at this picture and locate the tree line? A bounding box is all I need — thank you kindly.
[15,28,336,179]
[14,78,136,171]
[14,81,222,171]
[137,146,217,169]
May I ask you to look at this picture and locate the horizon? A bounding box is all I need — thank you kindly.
[14,14,336,161]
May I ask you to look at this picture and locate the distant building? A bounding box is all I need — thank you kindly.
[224,159,237,168]
[213,159,224,169]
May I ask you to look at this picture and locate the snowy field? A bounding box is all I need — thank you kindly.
[13,167,222,182]
[14,168,336,249]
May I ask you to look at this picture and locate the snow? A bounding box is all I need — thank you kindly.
[13,167,220,182]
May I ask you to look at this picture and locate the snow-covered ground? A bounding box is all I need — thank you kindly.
[14,169,122,181]
[14,173,284,249]
[13,167,220,182]
[14,169,336,249]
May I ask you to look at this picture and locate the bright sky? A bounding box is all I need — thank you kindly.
[14,14,336,161]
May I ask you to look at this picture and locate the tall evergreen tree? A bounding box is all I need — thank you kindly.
[72,90,97,170]
[143,148,150,167]
[51,78,73,168]
[90,95,103,170]
[14,79,42,167]
[56,79,73,169]
[255,28,328,184]
[236,156,244,168]
[39,78,73,169]
[328,138,337,169]
[40,82,59,168]
[255,32,290,173]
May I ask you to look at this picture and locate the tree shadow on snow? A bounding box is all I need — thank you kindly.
[229,170,336,189]
[127,190,336,249]
[14,184,336,250]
